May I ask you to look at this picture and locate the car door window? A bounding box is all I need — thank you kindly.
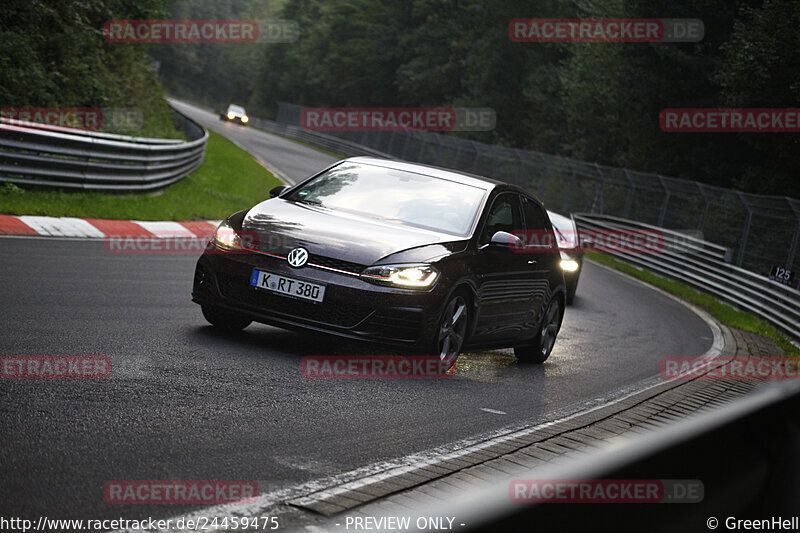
[521,196,556,249]
[522,197,548,229]
[480,193,523,245]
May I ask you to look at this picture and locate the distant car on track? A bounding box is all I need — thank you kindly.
[547,210,584,305]
[192,157,568,367]
[220,104,249,125]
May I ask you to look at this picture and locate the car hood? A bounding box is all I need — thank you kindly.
[242,198,465,266]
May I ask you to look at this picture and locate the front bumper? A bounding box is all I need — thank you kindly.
[192,247,446,348]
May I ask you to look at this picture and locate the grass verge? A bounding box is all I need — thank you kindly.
[0,130,282,221]
[587,252,799,355]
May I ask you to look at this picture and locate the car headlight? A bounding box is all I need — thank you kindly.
[241,115,249,123]
[559,251,579,272]
[560,254,579,272]
[560,259,579,272]
[227,112,235,119]
[361,264,439,288]
[214,221,241,250]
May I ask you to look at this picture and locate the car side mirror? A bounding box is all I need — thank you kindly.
[487,230,522,251]
[269,185,288,198]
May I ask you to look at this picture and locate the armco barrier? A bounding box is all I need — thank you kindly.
[574,213,800,341]
[0,105,207,191]
[379,381,800,533]
[273,101,800,278]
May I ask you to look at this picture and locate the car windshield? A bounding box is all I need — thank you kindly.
[227,105,245,115]
[284,162,486,236]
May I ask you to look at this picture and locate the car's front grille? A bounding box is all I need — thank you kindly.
[218,274,373,328]
[308,254,366,275]
[248,248,366,276]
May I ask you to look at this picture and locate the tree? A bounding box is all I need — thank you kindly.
[716,0,800,198]
[0,0,176,136]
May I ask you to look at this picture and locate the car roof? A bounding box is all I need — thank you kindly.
[344,156,509,192]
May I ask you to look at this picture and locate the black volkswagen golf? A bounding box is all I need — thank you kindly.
[192,157,567,367]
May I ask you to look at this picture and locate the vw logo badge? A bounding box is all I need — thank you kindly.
[287,247,309,268]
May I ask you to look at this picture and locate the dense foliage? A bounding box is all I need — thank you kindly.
[153,0,798,198]
[0,0,178,137]
[3,1,796,196]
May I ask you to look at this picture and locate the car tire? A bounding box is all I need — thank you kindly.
[514,297,563,364]
[201,304,252,331]
[432,290,470,371]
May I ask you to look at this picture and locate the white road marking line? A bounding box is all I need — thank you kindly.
[18,216,105,238]
[480,408,507,415]
[132,220,194,238]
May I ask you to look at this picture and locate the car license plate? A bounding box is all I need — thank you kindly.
[250,269,326,303]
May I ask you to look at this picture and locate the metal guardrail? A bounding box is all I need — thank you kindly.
[273,102,800,279]
[386,381,800,532]
[575,213,800,341]
[0,105,207,191]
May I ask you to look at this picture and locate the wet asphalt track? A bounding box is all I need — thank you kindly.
[0,102,713,521]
